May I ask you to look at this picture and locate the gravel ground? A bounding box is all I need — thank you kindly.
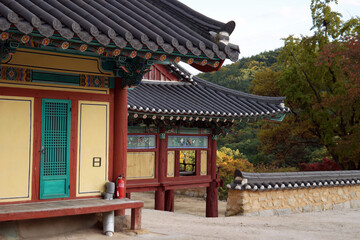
[40,192,360,240]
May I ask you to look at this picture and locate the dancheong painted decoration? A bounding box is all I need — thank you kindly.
[127,135,156,149]
[168,136,208,148]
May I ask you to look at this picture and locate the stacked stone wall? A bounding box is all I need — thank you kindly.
[226,185,360,216]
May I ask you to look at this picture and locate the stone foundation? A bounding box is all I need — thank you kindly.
[226,185,360,216]
[0,214,98,239]
[175,187,206,198]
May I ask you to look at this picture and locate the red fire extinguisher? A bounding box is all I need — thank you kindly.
[116,175,124,198]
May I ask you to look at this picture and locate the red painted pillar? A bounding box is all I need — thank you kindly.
[165,190,175,212]
[155,130,166,210]
[113,79,128,215]
[206,135,218,217]
[155,190,165,210]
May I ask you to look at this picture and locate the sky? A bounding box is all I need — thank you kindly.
[179,0,360,74]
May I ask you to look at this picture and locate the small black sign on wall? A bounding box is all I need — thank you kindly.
[93,157,101,167]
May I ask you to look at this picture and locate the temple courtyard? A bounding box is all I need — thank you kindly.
[29,192,360,240]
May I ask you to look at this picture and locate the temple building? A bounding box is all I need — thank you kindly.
[126,63,288,216]
[0,1,287,232]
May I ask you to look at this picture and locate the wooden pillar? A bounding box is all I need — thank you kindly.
[131,207,142,230]
[113,79,128,215]
[206,182,218,217]
[155,130,167,210]
[206,135,218,217]
[165,190,175,212]
[155,189,165,210]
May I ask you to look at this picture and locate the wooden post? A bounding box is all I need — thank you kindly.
[155,189,165,210]
[206,134,218,217]
[155,130,167,210]
[206,182,218,217]
[113,79,128,215]
[165,190,175,212]
[131,208,142,230]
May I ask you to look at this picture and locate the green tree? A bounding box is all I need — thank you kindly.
[257,116,328,167]
[250,68,281,97]
[276,0,360,169]
[250,66,328,167]
[217,122,273,165]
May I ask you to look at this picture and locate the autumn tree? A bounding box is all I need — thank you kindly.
[251,66,329,167]
[274,0,360,169]
[315,35,360,168]
[217,147,254,199]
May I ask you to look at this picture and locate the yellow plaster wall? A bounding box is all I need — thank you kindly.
[167,151,175,177]
[127,152,155,180]
[200,150,207,176]
[77,101,109,196]
[0,96,33,202]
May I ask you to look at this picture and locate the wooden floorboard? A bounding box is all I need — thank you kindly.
[0,198,144,222]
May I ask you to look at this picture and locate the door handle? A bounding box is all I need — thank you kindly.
[41,146,45,154]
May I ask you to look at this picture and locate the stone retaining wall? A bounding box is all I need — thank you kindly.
[226,185,360,216]
[175,187,206,198]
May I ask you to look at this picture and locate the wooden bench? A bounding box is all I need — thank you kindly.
[0,198,144,230]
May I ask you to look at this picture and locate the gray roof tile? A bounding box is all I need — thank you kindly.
[128,64,288,119]
[0,0,239,61]
[230,170,360,191]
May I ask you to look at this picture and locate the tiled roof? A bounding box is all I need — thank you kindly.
[128,64,289,120]
[228,170,360,191]
[0,0,239,61]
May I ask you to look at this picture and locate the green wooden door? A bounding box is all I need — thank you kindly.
[40,99,71,199]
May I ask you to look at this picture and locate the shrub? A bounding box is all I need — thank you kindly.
[298,158,340,171]
[217,147,254,200]
[253,162,298,172]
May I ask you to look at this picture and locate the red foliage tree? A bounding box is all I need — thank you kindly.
[299,158,340,171]
[316,35,360,169]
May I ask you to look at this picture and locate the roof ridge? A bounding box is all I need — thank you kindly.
[141,79,192,86]
[229,170,360,191]
[193,76,285,104]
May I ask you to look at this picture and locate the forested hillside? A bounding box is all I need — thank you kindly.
[198,49,280,93]
[196,0,360,200]
[197,50,283,167]
[198,0,360,172]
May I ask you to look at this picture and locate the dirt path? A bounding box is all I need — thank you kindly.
[40,193,360,240]
[138,207,360,240]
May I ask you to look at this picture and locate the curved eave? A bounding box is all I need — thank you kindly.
[127,79,290,123]
[0,0,240,64]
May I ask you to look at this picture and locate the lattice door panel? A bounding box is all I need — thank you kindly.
[40,99,71,199]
